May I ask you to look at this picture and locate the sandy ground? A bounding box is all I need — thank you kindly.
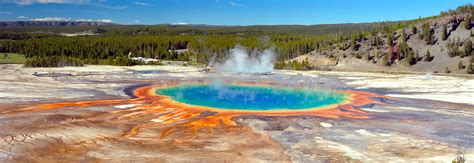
[0,64,473,162]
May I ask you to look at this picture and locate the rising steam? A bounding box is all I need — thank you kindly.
[212,45,277,73]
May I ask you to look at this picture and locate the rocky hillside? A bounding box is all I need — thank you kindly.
[293,14,473,74]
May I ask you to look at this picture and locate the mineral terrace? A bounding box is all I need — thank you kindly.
[0,64,473,162]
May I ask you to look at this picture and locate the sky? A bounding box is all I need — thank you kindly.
[0,0,472,25]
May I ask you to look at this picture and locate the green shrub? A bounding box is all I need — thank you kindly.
[422,23,434,45]
[468,57,474,74]
[383,53,390,66]
[442,24,448,41]
[465,15,472,30]
[447,38,461,57]
[401,29,407,43]
[445,67,451,73]
[406,51,416,65]
[424,49,432,62]
[458,61,465,69]
[464,39,472,57]
[411,26,417,34]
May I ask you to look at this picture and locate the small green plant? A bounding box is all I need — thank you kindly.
[411,26,417,34]
[401,29,407,43]
[452,151,466,163]
[406,51,416,65]
[274,61,286,69]
[386,33,393,46]
[447,38,461,57]
[424,49,432,62]
[458,61,465,69]
[465,15,472,30]
[422,23,434,45]
[355,53,362,59]
[351,39,357,51]
[383,53,390,66]
[464,39,472,57]
[442,24,448,41]
[445,67,451,73]
[468,57,474,74]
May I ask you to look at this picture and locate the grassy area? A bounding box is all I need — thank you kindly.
[0,53,26,64]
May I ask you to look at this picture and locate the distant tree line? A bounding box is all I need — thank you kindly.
[0,33,341,67]
[0,4,473,68]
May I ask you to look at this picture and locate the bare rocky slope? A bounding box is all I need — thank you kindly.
[293,14,473,74]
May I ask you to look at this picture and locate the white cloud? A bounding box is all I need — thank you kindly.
[133,1,149,6]
[31,17,112,23]
[134,20,140,23]
[0,0,89,5]
[172,22,188,25]
[0,0,127,9]
[96,19,112,23]
[92,3,127,9]
[229,1,245,7]
[78,18,112,23]
[17,15,27,19]
[76,18,93,21]
[0,11,12,14]
[31,17,72,21]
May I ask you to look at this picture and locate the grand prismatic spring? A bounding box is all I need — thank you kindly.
[155,84,349,111]
[0,65,473,162]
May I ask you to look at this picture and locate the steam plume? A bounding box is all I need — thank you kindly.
[213,45,277,73]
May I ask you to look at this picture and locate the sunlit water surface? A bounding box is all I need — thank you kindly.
[156,84,348,111]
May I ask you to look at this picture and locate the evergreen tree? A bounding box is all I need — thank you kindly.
[401,29,407,43]
[442,24,448,41]
[351,39,357,51]
[447,38,460,57]
[386,33,393,46]
[424,49,432,62]
[406,51,416,65]
[465,15,472,30]
[383,53,390,66]
[422,23,434,45]
[468,57,474,74]
[445,67,451,73]
[458,60,465,69]
[464,39,472,57]
[387,44,394,61]
[396,44,403,61]
[411,26,417,34]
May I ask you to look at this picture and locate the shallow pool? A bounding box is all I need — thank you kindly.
[155,84,348,111]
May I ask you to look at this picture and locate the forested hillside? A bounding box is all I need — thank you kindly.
[0,22,395,67]
[0,4,472,74]
[289,4,474,74]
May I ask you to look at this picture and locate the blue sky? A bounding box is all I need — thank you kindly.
[0,0,472,25]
